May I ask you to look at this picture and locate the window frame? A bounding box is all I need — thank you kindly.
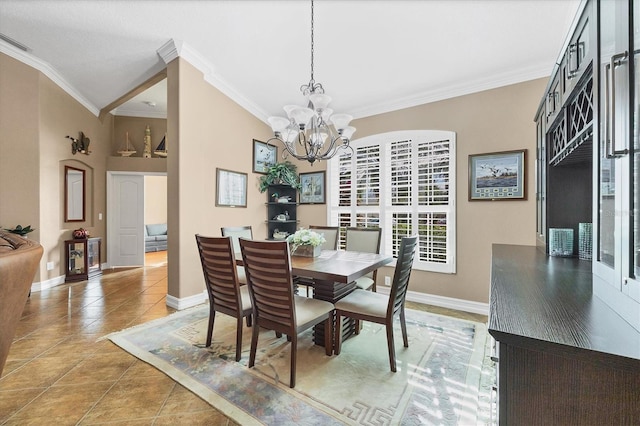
[327,130,456,274]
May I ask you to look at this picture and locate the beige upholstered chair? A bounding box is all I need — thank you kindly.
[309,225,340,250]
[195,235,252,361]
[239,238,334,388]
[294,225,340,297]
[345,227,382,291]
[334,235,418,372]
[221,226,252,285]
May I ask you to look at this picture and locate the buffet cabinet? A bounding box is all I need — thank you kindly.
[506,0,640,423]
[489,245,640,425]
[535,0,639,331]
[65,237,101,282]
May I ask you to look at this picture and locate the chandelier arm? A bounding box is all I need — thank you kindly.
[317,136,342,159]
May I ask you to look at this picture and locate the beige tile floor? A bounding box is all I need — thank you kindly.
[1,251,487,425]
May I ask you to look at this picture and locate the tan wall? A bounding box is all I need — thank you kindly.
[144,175,167,225]
[1,49,544,305]
[0,54,40,276]
[167,58,272,299]
[0,52,112,282]
[351,79,545,303]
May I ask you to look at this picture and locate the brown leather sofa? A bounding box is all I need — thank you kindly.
[0,231,43,377]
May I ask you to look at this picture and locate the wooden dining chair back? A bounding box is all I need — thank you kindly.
[345,227,382,291]
[195,234,252,361]
[220,226,252,284]
[238,238,334,388]
[309,225,340,250]
[334,235,418,372]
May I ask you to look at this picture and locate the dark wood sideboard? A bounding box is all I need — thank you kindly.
[489,244,640,425]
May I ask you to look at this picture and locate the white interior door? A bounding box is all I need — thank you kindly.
[108,172,145,267]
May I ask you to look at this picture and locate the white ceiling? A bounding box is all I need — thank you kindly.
[0,0,581,121]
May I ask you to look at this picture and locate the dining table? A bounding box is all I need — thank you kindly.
[290,249,393,351]
[236,247,392,352]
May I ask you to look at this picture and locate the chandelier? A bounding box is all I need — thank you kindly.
[266,0,355,165]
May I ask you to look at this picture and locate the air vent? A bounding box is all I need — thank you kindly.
[0,33,30,52]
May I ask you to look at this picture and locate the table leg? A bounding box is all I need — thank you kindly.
[312,279,357,352]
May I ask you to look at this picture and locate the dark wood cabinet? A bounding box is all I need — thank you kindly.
[489,245,640,425]
[265,184,298,240]
[65,237,101,282]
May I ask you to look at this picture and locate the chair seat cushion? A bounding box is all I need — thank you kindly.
[293,295,334,329]
[335,289,387,317]
[236,265,247,285]
[354,276,374,290]
[239,285,252,312]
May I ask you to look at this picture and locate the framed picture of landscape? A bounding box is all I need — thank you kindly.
[468,149,526,201]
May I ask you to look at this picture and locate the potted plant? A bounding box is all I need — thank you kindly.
[258,161,301,193]
[287,228,326,257]
[4,224,35,237]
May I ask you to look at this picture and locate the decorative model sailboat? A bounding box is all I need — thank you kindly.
[117,131,137,157]
[154,133,167,157]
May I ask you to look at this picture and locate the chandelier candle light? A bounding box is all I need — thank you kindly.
[267,0,355,165]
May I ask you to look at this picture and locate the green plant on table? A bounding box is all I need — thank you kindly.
[258,161,301,193]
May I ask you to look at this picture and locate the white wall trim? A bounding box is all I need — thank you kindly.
[350,65,551,119]
[157,39,277,123]
[0,39,100,116]
[166,291,208,310]
[377,287,489,316]
[30,275,66,293]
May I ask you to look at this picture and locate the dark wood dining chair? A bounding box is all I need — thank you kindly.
[195,234,252,362]
[294,225,340,297]
[221,225,253,285]
[345,227,382,291]
[238,238,334,388]
[334,235,418,372]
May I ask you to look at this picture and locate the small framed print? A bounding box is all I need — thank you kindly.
[299,171,326,204]
[468,149,527,201]
[216,168,247,207]
[252,139,277,174]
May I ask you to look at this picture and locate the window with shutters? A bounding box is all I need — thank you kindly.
[328,130,456,273]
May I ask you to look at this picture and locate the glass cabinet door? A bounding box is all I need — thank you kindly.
[595,0,640,331]
[68,242,86,276]
[625,0,640,302]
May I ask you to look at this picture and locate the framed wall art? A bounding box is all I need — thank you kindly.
[299,171,326,204]
[468,149,526,201]
[252,139,277,174]
[216,168,247,207]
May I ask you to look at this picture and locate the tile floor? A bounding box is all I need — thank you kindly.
[0,251,487,425]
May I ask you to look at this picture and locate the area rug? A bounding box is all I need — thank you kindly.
[106,305,495,425]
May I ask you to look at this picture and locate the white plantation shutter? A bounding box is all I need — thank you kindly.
[328,130,456,273]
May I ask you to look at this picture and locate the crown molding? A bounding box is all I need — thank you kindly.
[350,64,552,119]
[0,39,100,116]
[158,39,270,123]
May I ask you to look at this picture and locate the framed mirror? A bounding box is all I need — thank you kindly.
[65,165,85,222]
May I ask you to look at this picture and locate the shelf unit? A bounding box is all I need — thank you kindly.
[265,184,299,240]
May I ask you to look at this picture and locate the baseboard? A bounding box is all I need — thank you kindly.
[31,275,66,293]
[166,291,207,310]
[377,287,489,316]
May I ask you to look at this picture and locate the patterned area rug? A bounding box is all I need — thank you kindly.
[106,305,495,425]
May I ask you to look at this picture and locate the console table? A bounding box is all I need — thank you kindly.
[489,244,640,425]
